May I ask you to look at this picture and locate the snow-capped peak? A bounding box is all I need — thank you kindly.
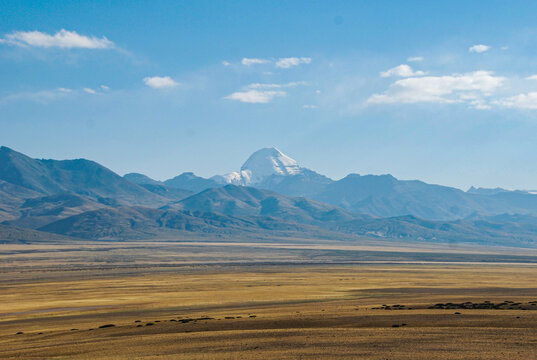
[212,147,302,185]
[241,147,300,182]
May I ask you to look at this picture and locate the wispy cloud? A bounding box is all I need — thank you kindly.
[0,87,74,104]
[224,90,286,103]
[223,81,307,104]
[1,29,113,49]
[469,44,491,53]
[407,56,423,62]
[275,57,311,69]
[241,58,269,66]
[368,71,504,107]
[526,75,537,81]
[380,64,426,78]
[143,76,179,89]
[302,104,317,109]
[83,88,96,94]
[246,81,308,89]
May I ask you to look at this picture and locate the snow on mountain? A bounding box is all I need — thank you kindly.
[215,170,250,185]
[213,147,302,185]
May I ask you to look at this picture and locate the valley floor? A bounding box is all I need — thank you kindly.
[1,241,537,359]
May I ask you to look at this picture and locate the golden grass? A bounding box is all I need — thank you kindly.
[0,243,537,359]
[2,242,537,359]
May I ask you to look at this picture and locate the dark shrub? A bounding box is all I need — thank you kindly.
[98,324,115,328]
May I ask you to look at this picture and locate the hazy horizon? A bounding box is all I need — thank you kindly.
[2,144,528,193]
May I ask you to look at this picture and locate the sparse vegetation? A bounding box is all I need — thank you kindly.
[98,324,115,328]
[2,262,537,359]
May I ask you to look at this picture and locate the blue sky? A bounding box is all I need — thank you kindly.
[3,1,537,190]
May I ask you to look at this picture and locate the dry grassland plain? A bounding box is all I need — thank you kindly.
[1,241,537,359]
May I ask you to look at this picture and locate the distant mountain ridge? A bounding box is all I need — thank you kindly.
[123,173,163,186]
[165,184,358,225]
[0,146,165,207]
[204,147,537,221]
[3,193,108,229]
[164,172,221,193]
[37,205,327,240]
[3,145,537,247]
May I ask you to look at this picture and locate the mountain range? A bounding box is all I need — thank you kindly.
[3,145,537,247]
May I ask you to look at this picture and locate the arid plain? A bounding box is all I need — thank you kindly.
[2,241,537,359]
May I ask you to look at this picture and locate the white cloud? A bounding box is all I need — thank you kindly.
[469,102,491,110]
[368,70,504,106]
[222,61,231,66]
[459,94,492,110]
[246,81,308,89]
[224,81,305,103]
[83,88,96,94]
[302,104,317,109]
[526,75,537,81]
[469,44,491,53]
[407,56,423,62]
[100,85,110,90]
[143,76,179,89]
[241,58,269,66]
[224,90,286,103]
[1,88,73,104]
[493,92,537,109]
[247,83,282,89]
[501,46,509,51]
[2,29,113,49]
[380,64,426,78]
[275,57,311,69]
[286,81,308,87]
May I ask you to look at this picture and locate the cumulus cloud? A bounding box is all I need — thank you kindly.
[224,90,286,103]
[469,44,491,53]
[241,58,269,66]
[1,29,113,49]
[368,71,504,107]
[380,64,426,77]
[493,92,537,109]
[275,57,311,69]
[407,56,423,62]
[143,76,179,89]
